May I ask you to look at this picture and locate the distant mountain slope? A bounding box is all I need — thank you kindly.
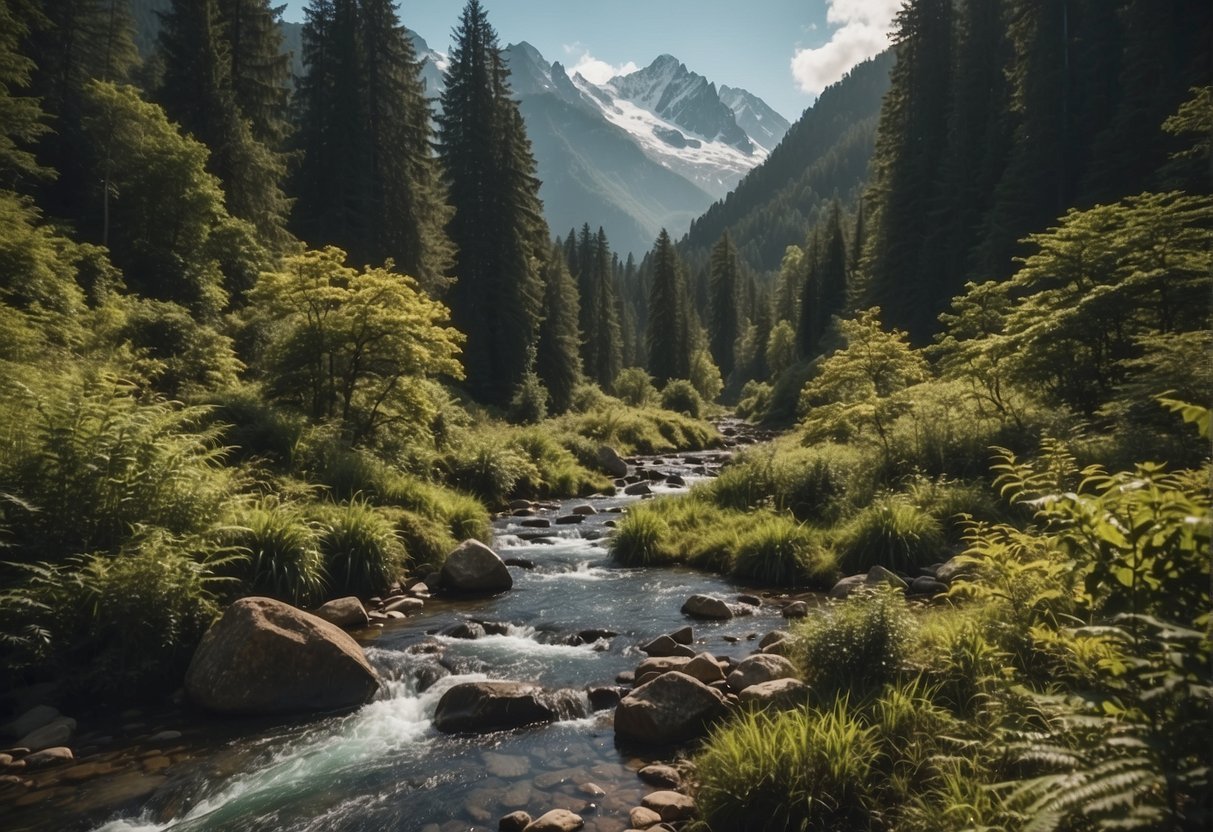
[682,51,895,272]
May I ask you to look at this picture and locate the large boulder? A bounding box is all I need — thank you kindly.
[726,654,799,693]
[681,595,733,620]
[433,681,586,734]
[313,597,369,629]
[738,678,811,711]
[614,671,727,745]
[596,445,629,477]
[185,597,381,715]
[440,539,513,595]
[641,635,695,658]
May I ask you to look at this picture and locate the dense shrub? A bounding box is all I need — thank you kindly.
[507,370,548,424]
[708,440,863,523]
[731,516,837,588]
[612,367,658,407]
[660,379,704,418]
[835,495,946,574]
[793,587,915,697]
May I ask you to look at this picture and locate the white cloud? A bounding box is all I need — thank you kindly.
[791,0,901,96]
[569,50,639,85]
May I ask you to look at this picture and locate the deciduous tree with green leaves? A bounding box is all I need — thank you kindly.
[798,307,928,460]
[249,246,464,443]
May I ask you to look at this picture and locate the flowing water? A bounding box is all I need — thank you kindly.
[7,436,796,832]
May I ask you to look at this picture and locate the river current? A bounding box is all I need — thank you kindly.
[10,440,795,832]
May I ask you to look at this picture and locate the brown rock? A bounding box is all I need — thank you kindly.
[641,790,696,822]
[440,539,513,594]
[640,635,695,658]
[614,672,727,745]
[727,654,799,693]
[680,595,732,620]
[384,596,425,615]
[637,764,681,789]
[523,808,584,832]
[185,597,381,715]
[781,601,809,619]
[738,678,811,711]
[681,653,726,685]
[433,681,586,734]
[313,596,369,629]
[499,810,533,832]
[22,746,73,770]
[669,626,693,645]
[18,717,75,751]
[629,806,662,828]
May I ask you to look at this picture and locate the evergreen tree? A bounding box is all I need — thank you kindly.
[27,0,138,223]
[585,227,622,389]
[218,0,291,146]
[0,0,49,187]
[814,202,849,350]
[708,232,740,380]
[293,0,451,286]
[438,0,545,405]
[861,0,953,341]
[647,229,689,385]
[534,244,581,413]
[796,228,821,358]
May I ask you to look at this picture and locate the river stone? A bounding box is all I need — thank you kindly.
[669,626,693,645]
[596,446,629,477]
[614,671,727,745]
[623,482,652,496]
[641,635,695,658]
[641,790,696,822]
[483,751,530,778]
[499,811,533,832]
[758,631,787,649]
[5,705,59,740]
[866,565,909,590]
[829,574,867,598]
[629,806,662,828]
[555,515,584,525]
[572,504,597,516]
[520,518,551,528]
[523,809,584,832]
[433,681,586,734]
[440,539,513,594]
[637,764,682,789]
[440,621,486,640]
[313,597,369,629]
[634,657,691,681]
[738,678,811,711]
[22,747,73,770]
[682,653,726,685]
[385,596,425,615]
[587,686,622,710]
[782,601,809,619]
[18,717,75,752]
[910,576,948,595]
[727,654,799,693]
[185,597,380,715]
[681,595,732,620]
[935,556,976,584]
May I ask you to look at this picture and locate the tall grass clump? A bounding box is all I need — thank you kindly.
[312,499,406,597]
[388,508,456,573]
[225,496,326,605]
[709,440,864,523]
[695,701,881,832]
[731,515,837,588]
[793,587,916,697]
[836,495,946,573]
[610,503,670,566]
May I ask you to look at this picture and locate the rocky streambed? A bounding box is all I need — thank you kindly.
[2,419,816,832]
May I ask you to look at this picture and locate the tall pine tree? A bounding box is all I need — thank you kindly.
[293,0,451,287]
[535,244,581,413]
[438,0,545,405]
[647,229,689,385]
[707,232,740,381]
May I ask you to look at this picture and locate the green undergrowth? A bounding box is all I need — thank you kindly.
[612,495,838,588]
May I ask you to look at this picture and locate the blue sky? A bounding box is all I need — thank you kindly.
[277,0,902,121]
